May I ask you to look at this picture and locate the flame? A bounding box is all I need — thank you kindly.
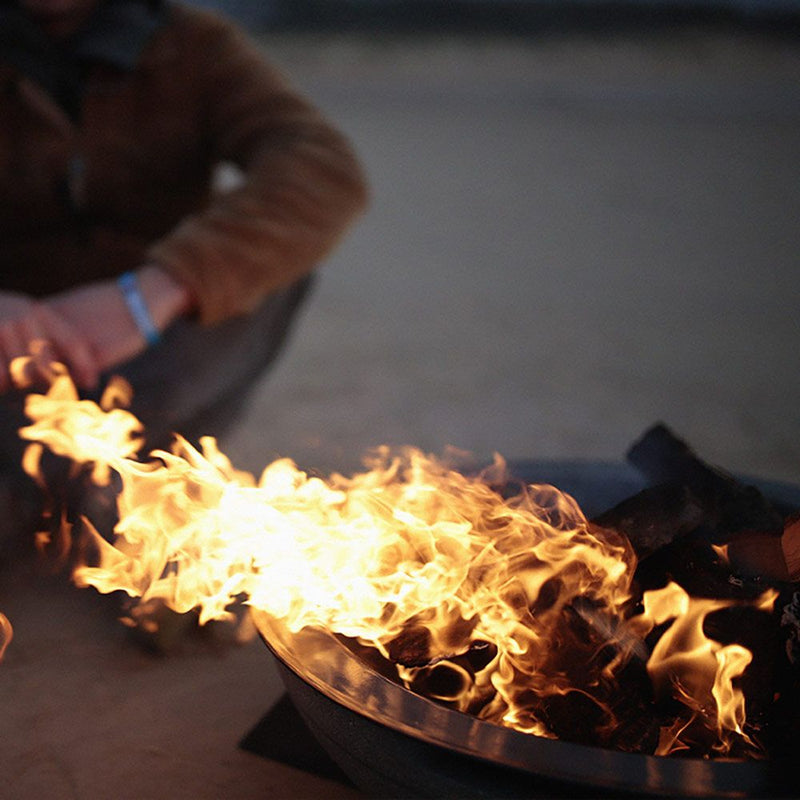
[19,360,141,485]
[712,543,730,566]
[630,582,776,755]
[11,358,778,755]
[0,613,12,662]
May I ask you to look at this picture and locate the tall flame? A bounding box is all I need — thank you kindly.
[13,357,777,755]
[630,582,776,755]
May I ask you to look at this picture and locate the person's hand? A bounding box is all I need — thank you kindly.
[46,277,152,377]
[0,290,99,393]
[47,265,192,376]
[0,267,191,395]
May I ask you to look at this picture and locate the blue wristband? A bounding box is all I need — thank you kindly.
[118,271,161,347]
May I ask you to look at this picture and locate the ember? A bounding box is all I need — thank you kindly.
[10,356,798,761]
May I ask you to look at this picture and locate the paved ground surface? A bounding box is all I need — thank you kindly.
[231,26,800,484]
[2,23,800,800]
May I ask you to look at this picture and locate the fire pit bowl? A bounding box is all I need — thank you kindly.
[253,460,798,799]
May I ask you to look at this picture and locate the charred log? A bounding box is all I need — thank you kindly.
[625,423,798,584]
[591,483,707,560]
[384,613,480,668]
[727,527,791,582]
[626,423,785,536]
[385,625,433,667]
[537,690,615,747]
[408,660,473,706]
[783,516,800,581]
[632,528,771,599]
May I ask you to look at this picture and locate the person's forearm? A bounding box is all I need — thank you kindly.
[135,264,195,335]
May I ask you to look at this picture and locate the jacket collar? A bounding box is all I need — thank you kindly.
[0,1,166,119]
[71,0,167,72]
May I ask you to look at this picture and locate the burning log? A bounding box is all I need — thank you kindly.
[385,624,435,668]
[407,660,474,707]
[612,426,800,758]
[626,423,797,583]
[783,516,800,581]
[626,423,785,534]
[591,483,707,560]
[727,515,800,583]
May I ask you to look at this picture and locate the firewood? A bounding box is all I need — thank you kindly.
[727,529,789,582]
[407,660,473,704]
[591,483,707,560]
[385,613,479,668]
[781,515,800,582]
[385,625,433,667]
[537,690,615,746]
[624,424,800,584]
[626,424,784,536]
[633,528,770,599]
[724,516,799,583]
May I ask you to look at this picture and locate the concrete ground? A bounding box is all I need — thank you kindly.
[2,23,800,799]
[232,26,800,484]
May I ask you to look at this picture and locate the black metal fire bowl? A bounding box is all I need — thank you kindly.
[253,460,799,799]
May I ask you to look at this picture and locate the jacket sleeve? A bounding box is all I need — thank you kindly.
[146,15,368,325]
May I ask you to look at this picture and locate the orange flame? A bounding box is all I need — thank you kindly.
[0,612,12,662]
[631,582,776,755]
[712,543,730,566]
[12,358,778,754]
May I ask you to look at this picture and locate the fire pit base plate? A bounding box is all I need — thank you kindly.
[239,693,353,786]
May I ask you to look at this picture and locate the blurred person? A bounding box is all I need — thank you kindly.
[0,0,368,559]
